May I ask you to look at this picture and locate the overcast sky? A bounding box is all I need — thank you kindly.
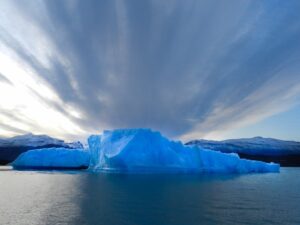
[0,0,300,141]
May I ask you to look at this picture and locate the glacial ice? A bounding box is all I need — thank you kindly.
[88,129,279,173]
[11,129,280,173]
[12,148,90,170]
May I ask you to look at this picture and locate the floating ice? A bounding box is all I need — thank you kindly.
[12,148,90,170]
[88,129,279,173]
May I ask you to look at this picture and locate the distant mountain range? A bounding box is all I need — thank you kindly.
[0,133,83,165]
[186,137,300,166]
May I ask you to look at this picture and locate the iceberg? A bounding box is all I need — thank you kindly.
[12,148,90,170]
[88,129,279,173]
[0,133,83,165]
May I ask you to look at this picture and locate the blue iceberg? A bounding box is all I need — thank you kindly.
[12,148,90,170]
[88,129,279,173]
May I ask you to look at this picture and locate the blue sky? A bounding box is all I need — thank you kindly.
[0,0,300,141]
[225,104,300,141]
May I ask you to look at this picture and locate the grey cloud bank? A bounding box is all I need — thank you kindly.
[0,0,300,140]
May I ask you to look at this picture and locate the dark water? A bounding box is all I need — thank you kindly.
[1,167,300,225]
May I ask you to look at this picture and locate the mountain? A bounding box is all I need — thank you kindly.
[186,137,300,166]
[0,133,83,165]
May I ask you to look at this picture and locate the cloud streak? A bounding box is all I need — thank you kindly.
[0,0,300,140]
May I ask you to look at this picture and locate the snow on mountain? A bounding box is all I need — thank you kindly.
[0,133,83,148]
[186,137,300,156]
[0,133,83,164]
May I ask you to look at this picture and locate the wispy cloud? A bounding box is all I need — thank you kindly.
[0,0,300,140]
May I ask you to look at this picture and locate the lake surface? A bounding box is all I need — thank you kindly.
[0,167,300,225]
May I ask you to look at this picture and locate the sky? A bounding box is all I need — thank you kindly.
[0,0,300,142]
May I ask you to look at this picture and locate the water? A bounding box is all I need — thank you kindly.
[0,167,300,225]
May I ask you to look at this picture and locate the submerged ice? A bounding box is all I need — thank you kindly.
[12,148,90,169]
[88,129,279,173]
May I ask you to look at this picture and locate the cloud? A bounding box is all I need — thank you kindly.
[0,0,300,140]
[0,72,12,85]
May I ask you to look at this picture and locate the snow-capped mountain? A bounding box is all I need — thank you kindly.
[186,137,300,155]
[186,137,300,166]
[0,133,83,164]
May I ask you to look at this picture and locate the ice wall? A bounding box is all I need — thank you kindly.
[88,129,279,173]
[12,148,90,170]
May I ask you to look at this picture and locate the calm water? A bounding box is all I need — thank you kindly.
[0,167,300,225]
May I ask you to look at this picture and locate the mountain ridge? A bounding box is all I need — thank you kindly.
[186,137,300,166]
[0,133,83,165]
